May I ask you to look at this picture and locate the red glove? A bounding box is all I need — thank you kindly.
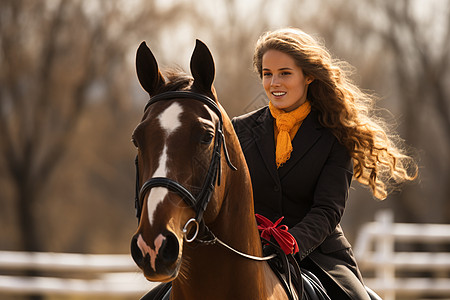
[255,214,299,255]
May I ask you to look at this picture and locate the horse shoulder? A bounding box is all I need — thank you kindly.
[262,263,292,300]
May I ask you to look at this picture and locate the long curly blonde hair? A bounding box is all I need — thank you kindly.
[253,28,417,199]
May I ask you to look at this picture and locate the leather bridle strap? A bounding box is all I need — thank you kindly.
[144,91,223,121]
[139,177,197,209]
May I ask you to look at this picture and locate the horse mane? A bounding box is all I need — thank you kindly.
[158,68,193,93]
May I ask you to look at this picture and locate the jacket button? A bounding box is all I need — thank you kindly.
[274,185,280,192]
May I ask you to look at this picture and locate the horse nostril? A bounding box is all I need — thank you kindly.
[130,235,143,266]
[160,232,179,264]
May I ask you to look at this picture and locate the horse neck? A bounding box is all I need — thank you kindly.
[188,149,263,263]
[172,131,283,299]
[211,120,262,257]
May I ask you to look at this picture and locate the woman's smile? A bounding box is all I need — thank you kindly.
[272,91,287,97]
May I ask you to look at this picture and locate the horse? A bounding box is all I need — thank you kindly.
[129,39,304,300]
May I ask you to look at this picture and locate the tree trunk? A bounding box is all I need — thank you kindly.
[15,172,44,300]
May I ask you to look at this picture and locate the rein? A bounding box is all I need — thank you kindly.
[182,218,277,261]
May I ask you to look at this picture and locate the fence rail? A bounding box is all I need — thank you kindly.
[2,210,449,298]
[354,210,450,300]
[0,251,156,296]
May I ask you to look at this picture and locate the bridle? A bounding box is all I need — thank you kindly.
[134,90,276,262]
[134,90,237,226]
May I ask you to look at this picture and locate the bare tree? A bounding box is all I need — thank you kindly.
[348,0,450,222]
[0,3,197,297]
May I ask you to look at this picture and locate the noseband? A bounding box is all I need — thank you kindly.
[134,91,237,226]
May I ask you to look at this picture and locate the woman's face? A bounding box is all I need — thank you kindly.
[262,49,313,112]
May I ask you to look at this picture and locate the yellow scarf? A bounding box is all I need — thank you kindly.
[269,101,311,168]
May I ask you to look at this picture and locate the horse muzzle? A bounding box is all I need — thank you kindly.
[131,229,181,281]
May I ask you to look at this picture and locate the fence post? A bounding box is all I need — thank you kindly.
[375,210,395,300]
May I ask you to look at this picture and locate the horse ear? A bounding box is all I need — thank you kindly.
[136,41,165,96]
[190,39,215,94]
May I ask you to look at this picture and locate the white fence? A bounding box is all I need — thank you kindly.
[2,211,449,299]
[0,251,156,297]
[354,210,450,300]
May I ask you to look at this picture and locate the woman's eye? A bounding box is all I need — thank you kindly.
[201,131,214,144]
[263,72,272,77]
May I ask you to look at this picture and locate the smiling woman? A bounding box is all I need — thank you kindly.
[232,27,416,299]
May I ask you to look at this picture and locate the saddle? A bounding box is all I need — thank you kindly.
[264,242,383,300]
[262,239,330,300]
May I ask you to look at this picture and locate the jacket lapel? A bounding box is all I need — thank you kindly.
[252,108,280,184]
[277,110,323,178]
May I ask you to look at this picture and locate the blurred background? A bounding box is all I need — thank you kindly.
[1,0,449,299]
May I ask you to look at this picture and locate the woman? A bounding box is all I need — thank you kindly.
[232,28,417,299]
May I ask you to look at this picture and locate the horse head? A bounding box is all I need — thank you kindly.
[130,40,238,282]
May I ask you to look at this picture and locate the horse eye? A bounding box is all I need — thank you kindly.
[131,137,138,148]
[200,131,214,144]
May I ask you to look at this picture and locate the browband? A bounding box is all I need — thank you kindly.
[144,91,222,123]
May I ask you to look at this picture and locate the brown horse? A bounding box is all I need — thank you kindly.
[130,40,294,299]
